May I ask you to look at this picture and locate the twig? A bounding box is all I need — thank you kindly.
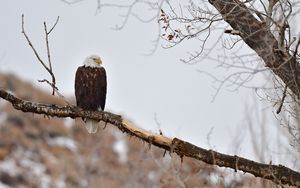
[38,79,69,104]
[46,16,60,35]
[293,36,300,58]
[38,79,58,91]
[60,0,84,4]
[154,113,163,135]
[43,16,59,95]
[276,84,288,114]
[0,88,300,187]
[208,0,300,98]
[21,14,59,95]
[21,15,47,70]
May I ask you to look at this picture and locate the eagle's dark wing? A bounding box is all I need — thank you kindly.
[75,66,107,111]
[95,67,107,110]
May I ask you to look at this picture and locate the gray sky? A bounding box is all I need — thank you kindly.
[0,0,291,164]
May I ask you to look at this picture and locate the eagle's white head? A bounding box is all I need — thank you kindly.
[83,55,102,68]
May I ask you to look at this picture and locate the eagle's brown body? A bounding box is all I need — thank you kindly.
[75,66,107,112]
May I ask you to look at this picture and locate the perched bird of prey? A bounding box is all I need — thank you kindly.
[75,55,107,133]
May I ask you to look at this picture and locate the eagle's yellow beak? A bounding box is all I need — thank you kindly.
[95,58,102,65]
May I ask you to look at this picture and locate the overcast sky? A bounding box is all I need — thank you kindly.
[0,0,294,165]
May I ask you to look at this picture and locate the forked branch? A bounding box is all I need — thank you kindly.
[0,89,299,187]
[208,0,300,98]
[21,14,59,95]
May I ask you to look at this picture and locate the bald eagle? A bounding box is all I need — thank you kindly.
[75,55,107,133]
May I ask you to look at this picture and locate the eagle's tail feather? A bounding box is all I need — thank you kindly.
[84,119,99,134]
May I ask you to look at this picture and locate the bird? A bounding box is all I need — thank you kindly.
[75,55,107,133]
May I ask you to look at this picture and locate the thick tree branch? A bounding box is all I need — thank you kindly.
[208,0,300,98]
[0,89,300,187]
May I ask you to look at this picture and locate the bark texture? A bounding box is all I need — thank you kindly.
[209,0,300,97]
[0,89,299,187]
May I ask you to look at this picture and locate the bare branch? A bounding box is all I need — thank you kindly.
[60,0,84,5]
[293,36,300,58]
[95,1,165,55]
[46,16,60,35]
[37,79,69,104]
[0,88,300,187]
[21,15,48,71]
[208,0,300,98]
[21,15,59,95]
[276,84,288,114]
[43,17,59,95]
